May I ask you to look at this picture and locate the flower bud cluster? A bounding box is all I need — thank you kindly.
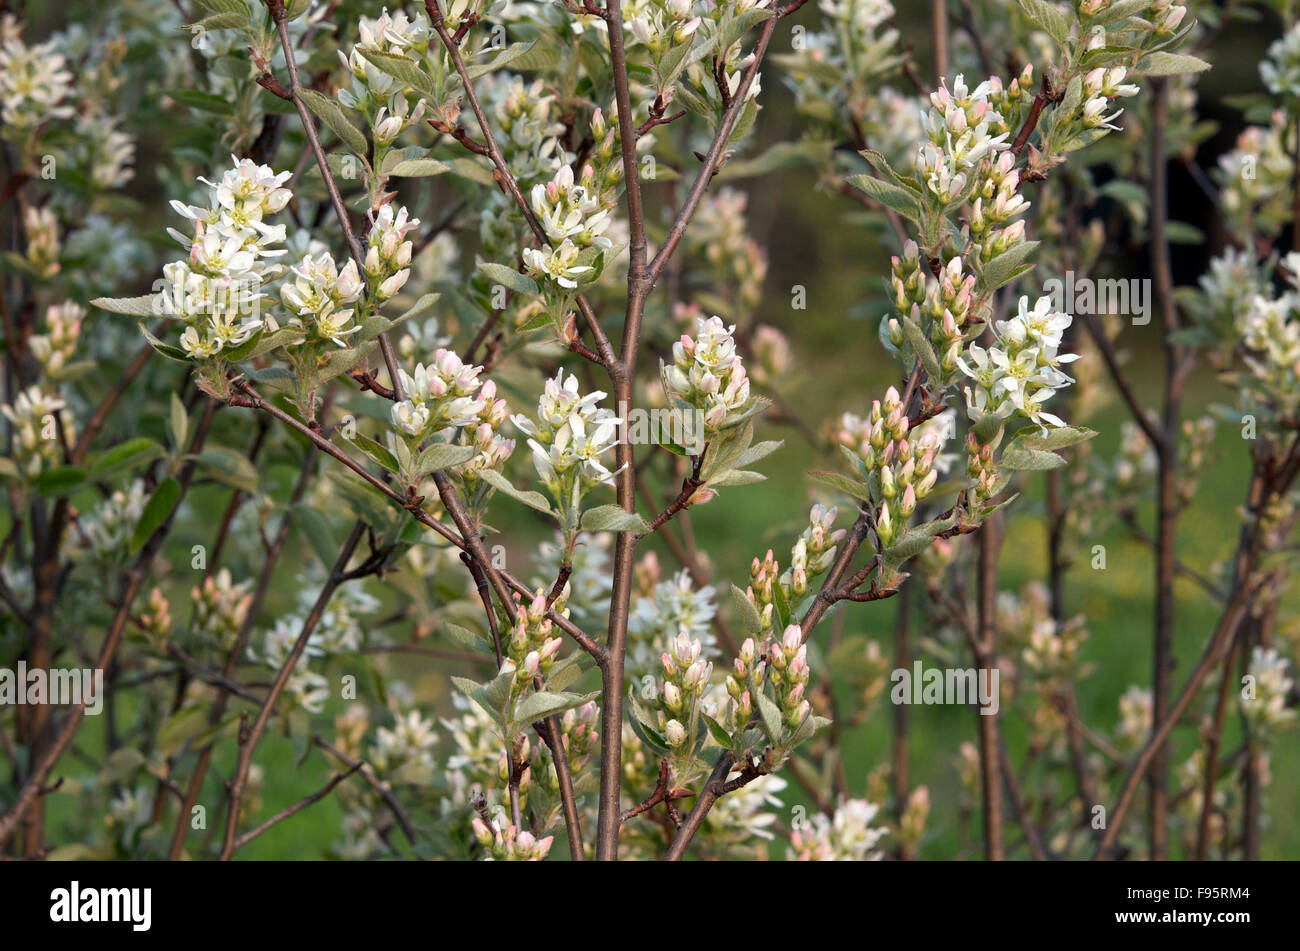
[505,588,567,685]
[1,386,73,479]
[559,700,600,771]
[29,302,83,375]
[859,387,943,545]
[781,504,846,599]
[663,315,750,430]
[966,432,998,501]
[749,324,790,386]
[138,588,173,649]
[366,202,419,301]
[684,188,769,316]
[24,205,61,278]
[471,817,554,861]
[659,631,714,749]
[766,624,812,731]
[81,479,148,558]
[192,568,254,649]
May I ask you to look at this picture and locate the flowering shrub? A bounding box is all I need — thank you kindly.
[0,0,1296,866]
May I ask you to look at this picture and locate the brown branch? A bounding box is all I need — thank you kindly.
[231,763,362,851]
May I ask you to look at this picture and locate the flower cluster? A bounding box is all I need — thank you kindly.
[529,164,614,252]
[787,796,887,860]
[1215,111,1295,241]
[522,162,616,294]
[390,349,494,440]
[959,294,1079,432]
[0,15,74,129]
[280,251,363,347]
[164,157,292,359]
[512,368,622,497]
[1241,647,1295,732]
[628,566,718,677]
[1261,21,1300,99]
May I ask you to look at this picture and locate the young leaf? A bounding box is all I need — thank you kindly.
[131,477,181,552]
[580,504,650,534]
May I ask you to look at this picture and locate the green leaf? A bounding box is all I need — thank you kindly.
[730,582,762,634]
[132,477,181,552]
[756,690,784,743]
[885,530,936,566]
[970,411,1004,446]
[169,394,189,452]
[702,713,733,750]
[1133,52,1211,76]
[358,48,432,94]
[90,295,160,317]
[998,445,1067,470]
[385,157,450,178]
[1016,0,1074,45]
[807,469,873,503]
[346,433,399,473]
[167,89,236,115]
[34,465,86,496]
[1013,425,1097,452]
[465,41,538,80]
[192,446,260,493]
[293,503,338,569]
[298,88,369,158]
[396,292,441,323]
[845,173,923,222]
[901,314,942,383]
[1087,0,1149,25]
[412,442,475,478]
[478,468,554,516]
[478,262,538,296]
[89,438,165,481]
[979,241,1040,293]
[580,504,650,533]
[139,323,190,363]
[718,7,775,52]
[513,690,599,725]
[156,706,208,758]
